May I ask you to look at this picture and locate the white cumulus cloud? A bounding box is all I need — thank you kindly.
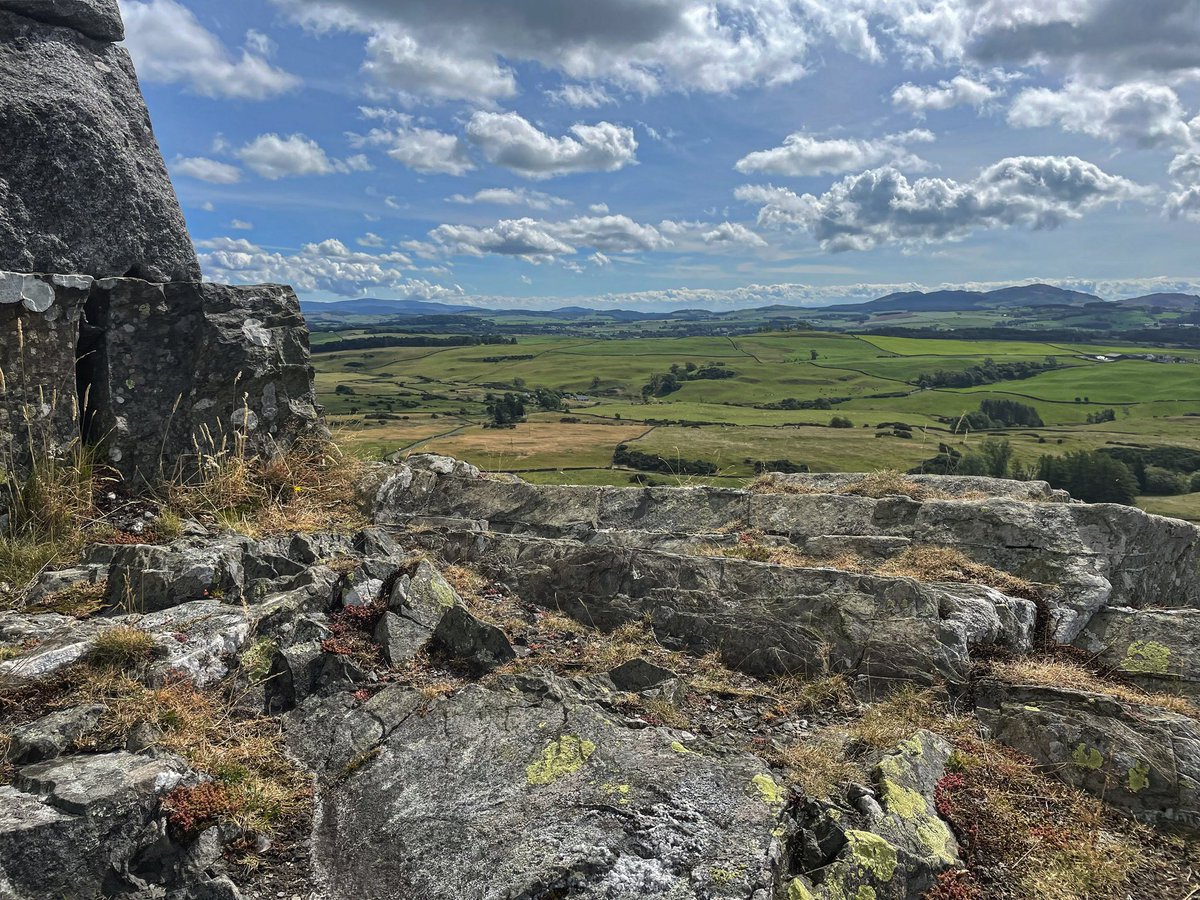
[738,155,1148,251]
[465,112,638,179]
[891,74,1000,116]
[1008,81,1199,149]
[121,0,299,99]
[171,156,242,184]
[736,129,934,177]
[197,236,462,298]
[447,188,571,210]
[237,134,371,180]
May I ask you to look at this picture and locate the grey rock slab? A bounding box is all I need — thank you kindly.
[1074,605,1200,700]
[373,611,429,666]
[430,605,516,676]
[608,657,678,692]
[390,558,461,627]
[977,678,1200,828]
[0,0,123,40]
[310,674,788,899]
[0,751,192,898]
[398,529,1019,688]
[0,13,197,280]
[8,703,107,764]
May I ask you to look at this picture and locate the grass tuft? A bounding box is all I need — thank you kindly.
[991,655,1196,717]
[88,626,157,671]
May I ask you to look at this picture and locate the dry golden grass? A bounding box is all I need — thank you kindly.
[26,580,107,618]
[705,535,867,572]
[68,669,309,837]
[992,656,1197,717]
[708,536,1036,600]
[0,443,107,607]
[850,685,975,749]
[768,736,860,799]
[877,545,1039,598]
[165,437,368,537]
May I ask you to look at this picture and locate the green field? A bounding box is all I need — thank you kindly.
[314,330,1200,520]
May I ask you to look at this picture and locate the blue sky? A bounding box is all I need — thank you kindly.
[119,0,1200,309]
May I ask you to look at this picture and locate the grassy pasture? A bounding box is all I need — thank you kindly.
[313,328,1200,519]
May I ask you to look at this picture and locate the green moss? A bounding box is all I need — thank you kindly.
[787,878,815,900]
[1127,762,1151,793]
[526,735,596,786]
[1072,743,1104,770]
[751,772,785,804]
[844,830,898,881]
[1121,640,1172,675]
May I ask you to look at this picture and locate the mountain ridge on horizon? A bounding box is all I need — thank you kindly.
[301,283,1200,319]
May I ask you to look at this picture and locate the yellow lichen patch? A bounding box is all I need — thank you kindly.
[670,740,696,755]
[1072,743,1104,770]
[602,782,630,804]
[1121,641,1172,676]
[751,772,785,804]
[1127,762,1150,793]
[526,735,596,786]
[881,780,955,864]
[843,830,898,881]
[710,866,743,885]
[881,779,926,820]
[787,877,815,900]
[852,888,877,900]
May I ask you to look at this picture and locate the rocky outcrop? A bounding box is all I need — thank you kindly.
[0,7,197,281]
[0,751,196,899]
[371,456,1200,644]
[3,462,1200,896]
[790,730,960,899]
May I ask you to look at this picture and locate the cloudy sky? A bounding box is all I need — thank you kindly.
[122,0,1200,309]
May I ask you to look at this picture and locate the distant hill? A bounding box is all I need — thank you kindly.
[299,284,1200,324]
[850,283,1102,313]
[1116,293,1200,309]
[301,298,480,317]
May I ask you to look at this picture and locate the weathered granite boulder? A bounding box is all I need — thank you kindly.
[0,8,197,281]
[0,271,92,464]
[977,679,1200,829]
[0,0,123,41]
[306,674,789,899]
[82,278,324,481]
